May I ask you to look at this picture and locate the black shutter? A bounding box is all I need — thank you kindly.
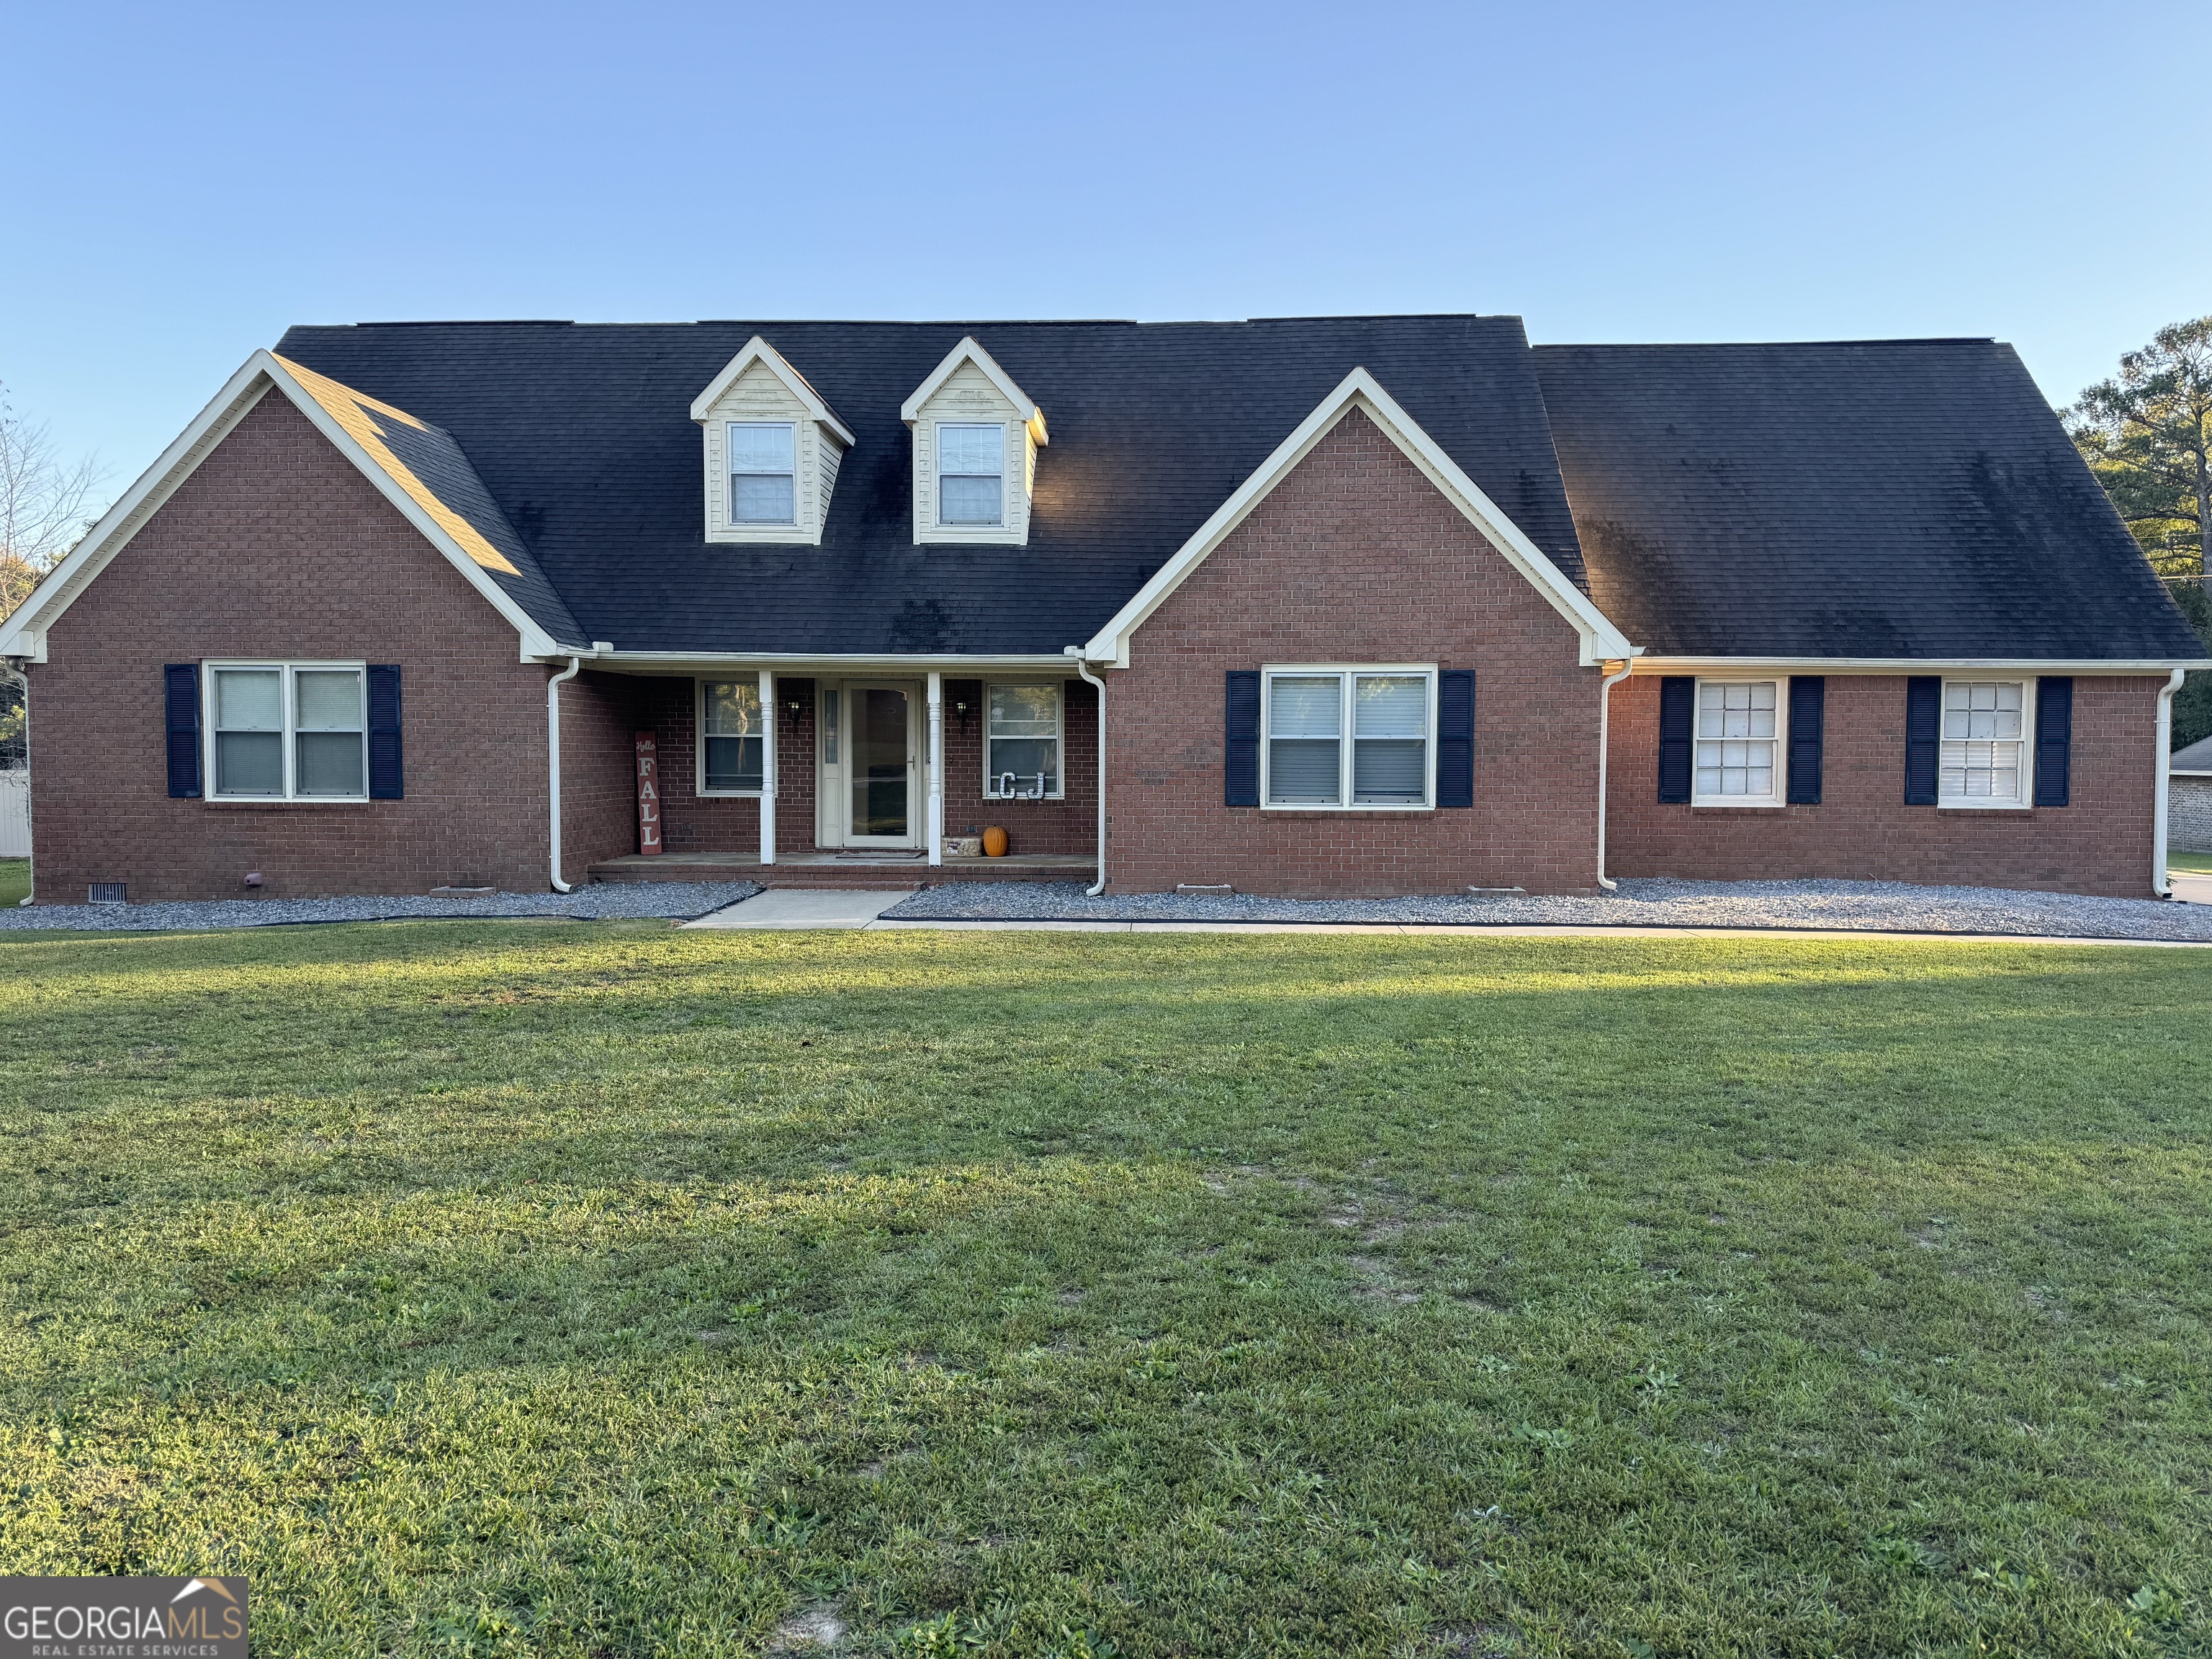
[1224,670,1259,806]
[1437,669,1475,808]
[2033,676,2072,806]
[1786,676,1825,804]
[1904,676,1941,804]
[367,665,404,799]
[1657,676,1694,803]
[163,663,202,799]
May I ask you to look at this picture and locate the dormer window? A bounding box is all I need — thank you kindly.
[902,337,1046,547]
[728,422,796,524]
[691,338,854,546]
[938,423,1005,526]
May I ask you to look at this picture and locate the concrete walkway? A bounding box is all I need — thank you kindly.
[682,889,917,930]
[683,888,2212,946]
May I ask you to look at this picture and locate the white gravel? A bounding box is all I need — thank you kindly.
[0,881,761,932]
[879,876,2212,942]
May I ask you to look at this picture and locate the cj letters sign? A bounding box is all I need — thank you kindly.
[1,1577,246,1658]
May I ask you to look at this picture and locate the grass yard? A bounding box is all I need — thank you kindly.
[2168,848,2212,875]
[1,924,2208,1658]
[0,858,27,908]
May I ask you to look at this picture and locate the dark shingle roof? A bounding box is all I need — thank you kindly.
[2171,734,2212,773]
[1532,339,2206,660]
[274,316,1583,657]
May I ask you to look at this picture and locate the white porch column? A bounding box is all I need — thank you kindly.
[759,667,776,866]
[926,671,944,866]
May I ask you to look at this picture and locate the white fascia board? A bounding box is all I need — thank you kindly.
[1080,368,1635,670]
[1629,656,2212,675]
[690,336,857,444]
[1,351,564,663]
[258,354,562,660]
[577,650,1078,673]
[0,355,279,662]
[900,336,1046,442]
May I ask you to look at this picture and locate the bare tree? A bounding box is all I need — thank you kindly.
[0,385,107,766]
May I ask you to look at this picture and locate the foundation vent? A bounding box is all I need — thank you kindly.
[87,882,127,904]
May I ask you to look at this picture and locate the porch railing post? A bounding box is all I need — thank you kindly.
[926,671,943,866]
[759,667,775,867]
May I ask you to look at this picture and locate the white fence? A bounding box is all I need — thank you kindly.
[0,772,28,859]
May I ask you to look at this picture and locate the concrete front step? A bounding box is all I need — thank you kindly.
[588,852,1092,888]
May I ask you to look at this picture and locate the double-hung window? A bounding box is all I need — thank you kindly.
[699,680,765,793]
[1940,680,2030,806]
[1263,667,1434,809]
[985,683,1061,799]
[727,422,796,525]
[1693,679,1784,805]
[207,663,367,800]
[938,423,1004,526]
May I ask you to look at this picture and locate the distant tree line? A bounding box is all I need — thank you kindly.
[2067,318,2212,749]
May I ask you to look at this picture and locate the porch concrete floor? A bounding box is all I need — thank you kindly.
[590,850,1093,887]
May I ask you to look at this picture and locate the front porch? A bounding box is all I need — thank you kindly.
[588,849,1096,889]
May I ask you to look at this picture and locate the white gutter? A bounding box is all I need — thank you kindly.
[1070,651,1107,896]
[1629,656,2212,675]
[1594,659,1635,892]
[2155,667,2185,896]
[547,655,583,892]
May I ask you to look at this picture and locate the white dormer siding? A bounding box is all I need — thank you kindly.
[691,338,854,546]
[902,338,1047,547]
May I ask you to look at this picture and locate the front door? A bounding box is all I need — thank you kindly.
[845,683,917,847]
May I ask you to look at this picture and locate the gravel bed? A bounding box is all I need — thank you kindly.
[0,881,762,933]
[880,876,2212,941]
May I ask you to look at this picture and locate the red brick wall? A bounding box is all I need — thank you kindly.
[27,394,556,902]
[557,670,648,881]
[1604,673,2164,896]
[1105,408,1607,896]
[941,677,1097,855]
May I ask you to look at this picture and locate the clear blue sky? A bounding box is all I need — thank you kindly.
[6,0,2208,504]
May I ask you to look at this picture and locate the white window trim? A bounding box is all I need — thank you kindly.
[1690,676,1790,809]
[695,676,767,798]
[1937,677,2037,811]
[1259,665,1437,813]
[725,420,798,529]
[981,679,1066,801]
[935,421,1007,530]
[202,660,369,804]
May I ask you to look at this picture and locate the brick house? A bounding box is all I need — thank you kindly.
[3,316,2204,904]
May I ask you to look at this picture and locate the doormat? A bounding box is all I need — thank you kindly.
[834,849,926,860]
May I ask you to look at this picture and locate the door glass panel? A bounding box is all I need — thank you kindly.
[851,688,909,838]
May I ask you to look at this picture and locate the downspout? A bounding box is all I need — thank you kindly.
[1070,652,1107,896]
[2154,667,2185,897]
[1594,658,1635,892]
[547,655,583,892]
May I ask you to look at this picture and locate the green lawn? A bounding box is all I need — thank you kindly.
[1,924,2208,1658]
[0,858,27,908]
[2168,848,2212,875]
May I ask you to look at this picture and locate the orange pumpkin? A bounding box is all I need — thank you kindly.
[982,825,1009,858]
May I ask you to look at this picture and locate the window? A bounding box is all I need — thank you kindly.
[727,422,796,525]
[1262,668,1434,809]
[938,423,1004,526]
[207,663,366,800]
[1941,680,2031,806]
[700,680,765,793]
[985,683,1061,799]
[1693,680,1783,805]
